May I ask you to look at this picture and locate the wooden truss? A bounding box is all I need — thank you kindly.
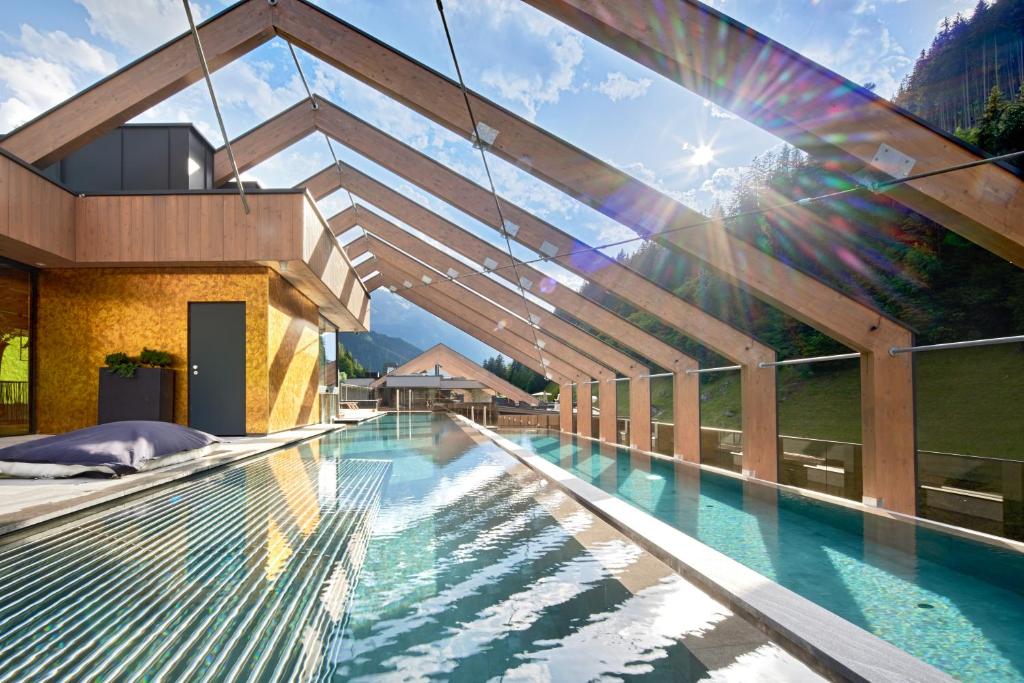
[3,0,1011,511]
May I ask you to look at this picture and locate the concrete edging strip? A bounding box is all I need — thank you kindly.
[455,416,953,683]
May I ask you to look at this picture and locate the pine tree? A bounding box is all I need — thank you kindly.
[997,86,1024,154]
[977,85,1008,152]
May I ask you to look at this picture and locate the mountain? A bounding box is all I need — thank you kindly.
[358,289,499,366]
[339,331,422,375]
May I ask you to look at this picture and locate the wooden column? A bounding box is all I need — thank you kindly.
[629,376,652,452]
[559,384,573,433]
[674,370,701,462]
[577,382,592,438]
[860,346,917,514]
[598,381,616,443]
[741,364,779,482]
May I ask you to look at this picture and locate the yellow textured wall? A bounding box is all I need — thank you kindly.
[36,267,270,434]
[267,270,321,433]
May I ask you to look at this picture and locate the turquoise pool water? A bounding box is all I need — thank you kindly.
[501,428,1024,682]
[0,414,819,681]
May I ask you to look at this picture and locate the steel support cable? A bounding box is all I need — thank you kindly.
[389,146,1024,296]
[286,41,360,212]
[182,0,249,213]
[362,226,644,365]
[435,0,552,378]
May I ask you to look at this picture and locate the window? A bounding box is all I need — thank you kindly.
[0,262,33,435]
[318,316,338,389]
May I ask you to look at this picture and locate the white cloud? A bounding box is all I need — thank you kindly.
[616,160,690,205]
[446,0,564,38]
[481,34,583,120]
[803,11,911,98]
[0,55,80,131]
[211,60,307,120]
[0,24,119,131]
[681,165,749,212]
[536,263,584,291]
[486,155,579,220]
[702,100,738,120]
[594,72,652,102]
[594,218,639,249]
[73,0,199,56]
[6,24,117,74]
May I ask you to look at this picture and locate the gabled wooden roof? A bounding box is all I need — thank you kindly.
[369,343,538,405]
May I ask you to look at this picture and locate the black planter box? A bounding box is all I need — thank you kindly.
[98,367,174,424]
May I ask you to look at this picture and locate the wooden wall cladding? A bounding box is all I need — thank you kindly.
[0,156,75,264]
[75,192,301,264]
[73,191,369,332]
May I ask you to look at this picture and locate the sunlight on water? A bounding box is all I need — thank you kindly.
[0,414,822,682]
[503,428,1024,682]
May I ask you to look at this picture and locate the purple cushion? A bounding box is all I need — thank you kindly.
[0,421,219,475]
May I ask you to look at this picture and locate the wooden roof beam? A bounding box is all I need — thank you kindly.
[267,3,913,351]
[10,0,1015,264]
[376,270,581,385]
[371,246,615,382]
[262,100,771,366]
[371,343,538,405]
[524,0,1024,265]
[0,0,276,166]
[318,167,694,374]
[361,272,381,292]
[353,211,691,453]
[348,207,646,377]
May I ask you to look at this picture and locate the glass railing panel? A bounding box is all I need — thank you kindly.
[616,380,630,446]
[915,344,1024,540]
[776,357,862,501]
[699,370,741,472]
[650,374,673,456]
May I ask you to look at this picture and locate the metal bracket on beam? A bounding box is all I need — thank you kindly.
[539,240,559,258]
[473,121,499,149]
[871,143,916,179]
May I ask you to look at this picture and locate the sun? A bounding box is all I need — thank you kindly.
[689,143,716,166]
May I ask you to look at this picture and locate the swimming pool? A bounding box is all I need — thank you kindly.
[500,428,1024,682]
[0,414,821,681]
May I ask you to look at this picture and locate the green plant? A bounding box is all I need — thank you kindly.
[139,348,173,367]
[105,352,140,379]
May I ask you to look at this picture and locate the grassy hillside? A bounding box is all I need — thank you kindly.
[644,344,1024,460]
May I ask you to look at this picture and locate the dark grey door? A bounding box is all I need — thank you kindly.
[189,302,246,435]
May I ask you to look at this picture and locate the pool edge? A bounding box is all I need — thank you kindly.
[454,415,954,683]
[0,424,344,541]
[557,425,1024,556]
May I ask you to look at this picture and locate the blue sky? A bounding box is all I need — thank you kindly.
[0,0,979,364]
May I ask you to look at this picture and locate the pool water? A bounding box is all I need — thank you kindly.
[501,428,1024,682]
[326,414,818,681]
[0,414,820,682]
